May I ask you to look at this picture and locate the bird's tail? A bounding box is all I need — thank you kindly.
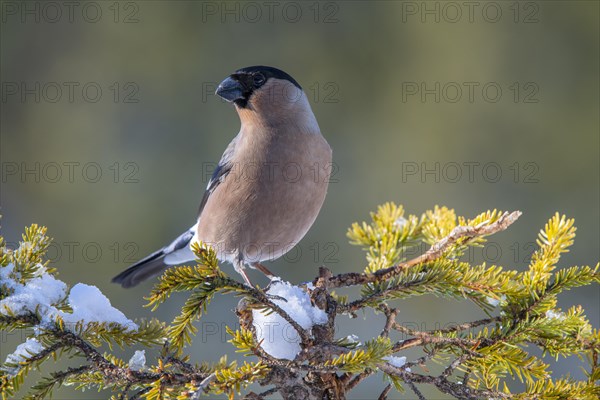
[111,250,167,288]
[112,225,197,288]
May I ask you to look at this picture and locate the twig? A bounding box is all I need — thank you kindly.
[406,380,426,400]
[245,387,278,399]
[378,364,510,400]
[118,381,133,400]
[26,342,64,363]
[462,372,470,386]
[191,373,216,399]
[377,383,392,400]
[442,354,471,378]
[324,211,521,289]
[378,304,398,338]
[261,387,279,396]
[164,353,195,374]
[129,387,151,400]
[389,315,503,356]
[346,369,373,390]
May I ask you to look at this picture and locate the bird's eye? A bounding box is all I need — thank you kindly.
[253,73,266,86]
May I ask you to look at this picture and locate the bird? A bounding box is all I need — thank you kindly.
[112,66,332,288]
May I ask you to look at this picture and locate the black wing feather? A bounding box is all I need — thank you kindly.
[197,162,232,217]
[197,136,237,217]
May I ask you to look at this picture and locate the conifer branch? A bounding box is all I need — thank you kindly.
[2,207,597,400]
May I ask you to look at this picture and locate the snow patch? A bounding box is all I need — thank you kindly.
[346,334,360,345]
[1,265,136,332]
[485,295,506,307]
[546,310,566,321]
[394,217,408,229]
[485,297,500,307]
[2,338,44,376]
[0,266,67,322]
[252,281,327,360]
[61,284,138,331]
[128,350,146,371]
[384,355,407,368]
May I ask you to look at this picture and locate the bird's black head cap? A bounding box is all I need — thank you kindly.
[234,66,301,90]
[216,66,301,108]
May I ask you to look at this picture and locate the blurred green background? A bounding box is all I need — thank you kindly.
[1,1,598,398]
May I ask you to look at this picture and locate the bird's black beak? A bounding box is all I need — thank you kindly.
[216,76,245,102]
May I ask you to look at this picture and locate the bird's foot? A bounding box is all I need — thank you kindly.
[251,262,278,280]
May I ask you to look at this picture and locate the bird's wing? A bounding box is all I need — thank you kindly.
[114,136,239,288]
[112,225,197,288]
[197,135,238,218]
